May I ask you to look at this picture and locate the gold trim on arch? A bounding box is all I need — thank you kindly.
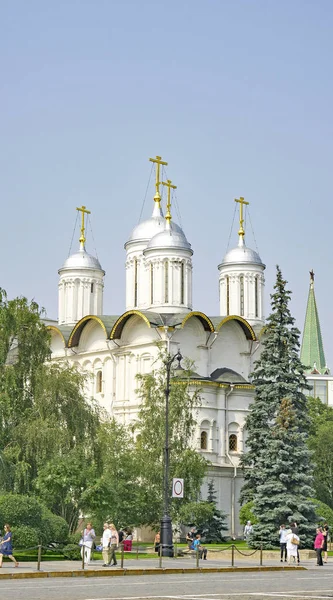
[217,315,256,341]
[68,315,107,348]
[181,311,214,332]
[47,325,66,345]
[110,310,151,340]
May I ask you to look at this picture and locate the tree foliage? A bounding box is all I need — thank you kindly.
[133,353,207,526]
[241,267,316,548]
[196,480,228,542]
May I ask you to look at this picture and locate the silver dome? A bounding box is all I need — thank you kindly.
[60,250,103,271]
[220,242,264,267]
[145,226,192,252]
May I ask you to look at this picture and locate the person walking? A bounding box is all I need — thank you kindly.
[322,523,329,563]
[154,531,160,553]
[0,524,18,568]
[290,522,300,564]
[108,523,119,566]
[101,522,112,567]
[285,528,299,565]
[81,522,96,565]
[244,521,253,541]
[279,524,288,562]
[314,527,324,566]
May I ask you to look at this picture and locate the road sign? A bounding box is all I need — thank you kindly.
[172,478,184,498]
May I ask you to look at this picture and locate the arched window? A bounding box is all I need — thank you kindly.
[180,262,185,305]
[240,275,244,316]
[96,370,103,394]
[200,431,208,450]
[226,275,230,315]
[90,282,94,293]
[150,263,154,304]
[164,260,169,303]
[255,276,259,318]
[229,434,237,452]
[134,258,138,307]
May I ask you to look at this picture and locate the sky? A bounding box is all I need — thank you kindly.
[1,0,333,364]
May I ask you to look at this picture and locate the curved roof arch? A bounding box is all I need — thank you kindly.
[217,315,256,341]
[110,310,151,340]
[47,325,66,345]
[68,315,108,348]
[181,311,214,332]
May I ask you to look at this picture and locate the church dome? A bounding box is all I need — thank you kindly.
[220,242,264,267]
[146,226,192,252]
[128,215,166,243]
[60,249,103,271]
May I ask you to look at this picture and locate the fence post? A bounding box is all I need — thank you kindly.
[174,542,178,558]
[231,544,235,567]
[121,544,124,569]
[159,542,162,568]
[37,544,42,571]
[260,542,263,566]
[81,544,85,570]
[136,537,139,560]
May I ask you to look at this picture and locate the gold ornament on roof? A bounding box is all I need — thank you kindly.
[76,205,91,247]
[149,155,168,206]
[235,197,249,239]
[162,179,177,224]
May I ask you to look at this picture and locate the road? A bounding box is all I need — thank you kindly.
[1,565,333,600]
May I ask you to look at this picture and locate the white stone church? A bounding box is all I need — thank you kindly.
[48,156,267,537]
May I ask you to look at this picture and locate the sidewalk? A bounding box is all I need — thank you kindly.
[0,556,308,579]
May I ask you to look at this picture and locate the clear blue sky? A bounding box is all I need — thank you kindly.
[1,0,332,364]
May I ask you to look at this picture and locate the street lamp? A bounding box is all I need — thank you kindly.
[160,349,183,558]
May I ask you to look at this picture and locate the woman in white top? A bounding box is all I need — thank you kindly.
[81,522,96,565]
[285,528,299,565]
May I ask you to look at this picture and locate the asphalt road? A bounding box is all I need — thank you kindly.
[1,566,333,600]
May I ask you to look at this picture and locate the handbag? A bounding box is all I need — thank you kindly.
[79,538,84,547]
[291,536,299,545]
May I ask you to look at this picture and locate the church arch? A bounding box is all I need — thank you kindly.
[68,316,107,348]
[110,310,151,340]
[217,315,256,341]
[181,311,214,332]
[47,326,66,349]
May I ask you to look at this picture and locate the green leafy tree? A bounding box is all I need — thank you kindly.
[197,480,228,542]
[241,267,316,548]
[311,498,333,529]
[134,353,207,526]
[309,422,333,509]
[239,501,257,526]
[307,396,333,438]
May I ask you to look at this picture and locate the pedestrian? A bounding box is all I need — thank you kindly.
[322,523,329,563]
[186,527,196,549]
[108,523,119,566]
[314,527,324,566]
[285,528,299,565]
[244,521,253,541]
[279,524,288,562]
[290,522,300,564]
[0,524,19,568]
[101,522,112,567]
[193,534,207,560]
[154,531,160,553]
[81,522,96,565]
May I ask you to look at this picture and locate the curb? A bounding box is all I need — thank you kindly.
[0,565,307,580]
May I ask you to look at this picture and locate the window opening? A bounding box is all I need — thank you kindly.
[240,276,244,316]
[200,431,208,450]
[255,276,259,318]
[226,276,230,315]
[96,370,103,394]
[164,260,169,303]
[229,434,237,452]
[134,258,138,307]
[150,263,154,305]
[180,262,185,305]
[91,283,94,293]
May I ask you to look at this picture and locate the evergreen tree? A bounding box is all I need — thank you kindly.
[199,480,228,543]
[241,266,316,548]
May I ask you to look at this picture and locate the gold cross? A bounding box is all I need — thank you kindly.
[234,197,249,237]
[76,205,91,246]
[162,179,177,223]
[149,155,168,203]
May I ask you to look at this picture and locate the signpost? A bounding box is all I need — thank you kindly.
[172,478,184,498]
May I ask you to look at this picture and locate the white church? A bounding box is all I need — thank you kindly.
[48,155,269,538]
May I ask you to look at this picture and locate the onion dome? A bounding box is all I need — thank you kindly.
[60,249,103,272]
[145,225,192,252]
[220,237,264,267]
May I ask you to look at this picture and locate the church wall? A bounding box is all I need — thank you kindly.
[210,321,251,379]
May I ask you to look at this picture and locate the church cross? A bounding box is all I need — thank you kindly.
[162,179,177,222]
[310,269,315,287]
[235,197,249,238]
[76,205,91,247]
[149,155,168,203]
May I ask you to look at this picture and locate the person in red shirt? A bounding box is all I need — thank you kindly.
[314,527,324,566]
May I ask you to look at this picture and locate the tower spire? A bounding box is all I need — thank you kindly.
[300,270,327,373]
[149,155,168,208]
[76,205,91,250]
[234,197,249,246]
[162,179,177,229]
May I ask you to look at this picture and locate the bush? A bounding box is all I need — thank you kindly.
[11,525,39,550]
[239,501,258,526]
[40,507,68,544]
[0,494,42,528]
[62,543,81,560]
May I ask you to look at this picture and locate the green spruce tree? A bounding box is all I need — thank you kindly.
[199,480,228,543]
[241,266,316,548]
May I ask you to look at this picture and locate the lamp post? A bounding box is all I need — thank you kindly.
[160,349,183,557]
